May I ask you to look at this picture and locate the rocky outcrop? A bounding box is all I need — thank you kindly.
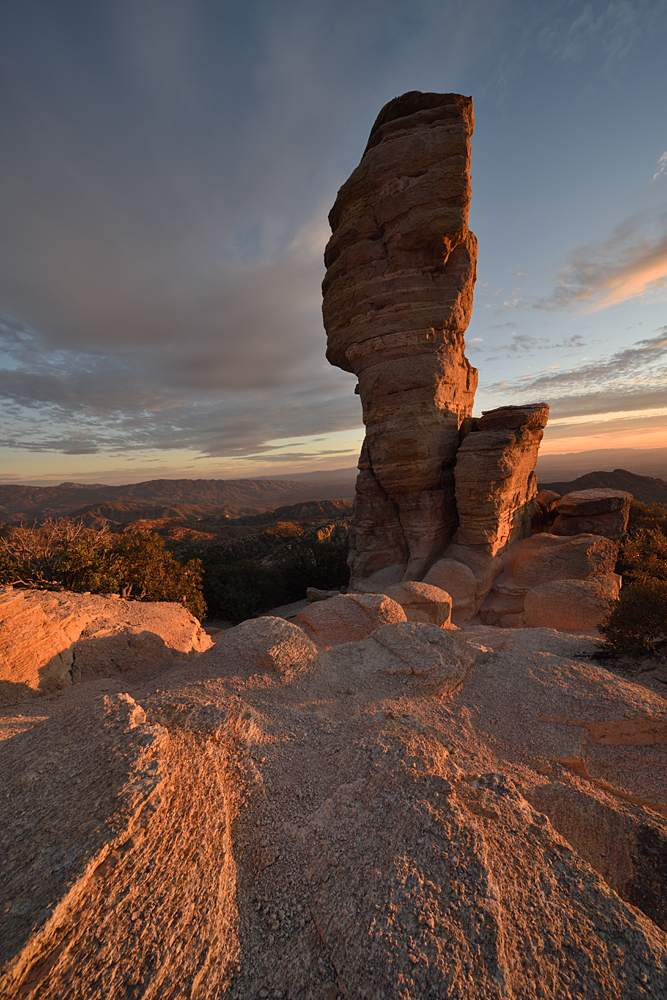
[523,575,621,630]
[323,92,551,606]
[323,91,479,587]
[480,532,620,629]
[551,488,632,540]
[382,580,453,626]
[435,402,550,612]
[0,587,212,704]
[295,592,406,647]
[3,617,667,997]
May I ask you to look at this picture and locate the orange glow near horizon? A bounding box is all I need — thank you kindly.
[539,424,667,455]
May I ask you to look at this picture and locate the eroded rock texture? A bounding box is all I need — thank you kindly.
[441,402,550,609]
[3,618,667,998]
[323,92,479,587]
[0,587,212,706]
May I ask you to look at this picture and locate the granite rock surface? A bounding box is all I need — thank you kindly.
[2,613,667,998]
[0,586,212,705]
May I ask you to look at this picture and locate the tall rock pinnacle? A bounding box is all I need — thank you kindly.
[323,91,479,586]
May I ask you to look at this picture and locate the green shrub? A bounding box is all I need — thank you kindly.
[626,500,667,536]
[0,521,206,619]
[617,527,667,584]
[599,578,667,656]
[200,540,350,623]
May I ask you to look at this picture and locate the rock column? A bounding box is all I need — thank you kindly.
[323,92,478,587]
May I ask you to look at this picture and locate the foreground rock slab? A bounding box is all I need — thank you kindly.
[0,587,212,705]
[2,617,666,998]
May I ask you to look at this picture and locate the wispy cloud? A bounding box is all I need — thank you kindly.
[480,328,667,418]
[0,313,360,458]
[537,215,667,313]
[482,332,586,362]
[654,151,667,181]
[537,1,648,66]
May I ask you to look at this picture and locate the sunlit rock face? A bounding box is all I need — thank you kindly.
[323,91,479,587]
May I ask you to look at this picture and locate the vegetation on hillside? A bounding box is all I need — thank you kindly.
[0,516,351,624]
[0,520,206,619]
[200,539,350,623]
[599,501,667,656]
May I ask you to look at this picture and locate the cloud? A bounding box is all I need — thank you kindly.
[0,0,501,468]
[536,215,667,313]
[0,313,360,458]
[654,151,667,181]
[482,332,586,362]
[537,1,647,66]
[479,328,667,418]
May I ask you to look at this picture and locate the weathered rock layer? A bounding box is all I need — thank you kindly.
[323,93,549,598]
[323,92,480,587]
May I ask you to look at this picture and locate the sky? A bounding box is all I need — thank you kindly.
[0,0,666,486]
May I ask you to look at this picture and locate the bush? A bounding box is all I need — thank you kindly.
[202,559,286,623]
[617,527,667,584]
[0,521,206,619]
[626,500,667,536]
[200,540,350,623]
[599,578,667,656]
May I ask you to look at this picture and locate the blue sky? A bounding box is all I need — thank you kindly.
[0,0,666,484]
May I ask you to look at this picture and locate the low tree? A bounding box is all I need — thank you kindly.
[600,499,667,657]
[0,521,206,619]
[617,527,667,585]
[202,558,286,623]
[599,578,667,656]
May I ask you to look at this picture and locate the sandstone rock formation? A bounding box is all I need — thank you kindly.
[323,91,479,587]
[479,532,620,629]
[523,575,621,630]
[2,613,667,998]
[322,92,550,605]
[382,580,453,626]
[551,487,632,540]
[436,402,550,610]
[532,487,561,532]
[295,592,406,647]
[0,586,212,705]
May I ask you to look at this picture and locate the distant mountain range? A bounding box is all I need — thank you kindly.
[2,464,666,528]
[535,446,667,482]
[0,476,357,525]
[537,469,667,506]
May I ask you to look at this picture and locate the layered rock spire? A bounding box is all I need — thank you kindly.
[323,92,479,587]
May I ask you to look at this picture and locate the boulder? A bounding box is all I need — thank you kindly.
[523,575,620,631]
[323,91,479,586]
[0,587,212,704]
[502,532,619,589]
[0,587,83,700]
[295,592,406,647]
[381,580,453,626]
[555,488,633,516]
[422,556,477,619]
[551,488,632,540]
[197,616,318,678]
[479,533,621,627]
